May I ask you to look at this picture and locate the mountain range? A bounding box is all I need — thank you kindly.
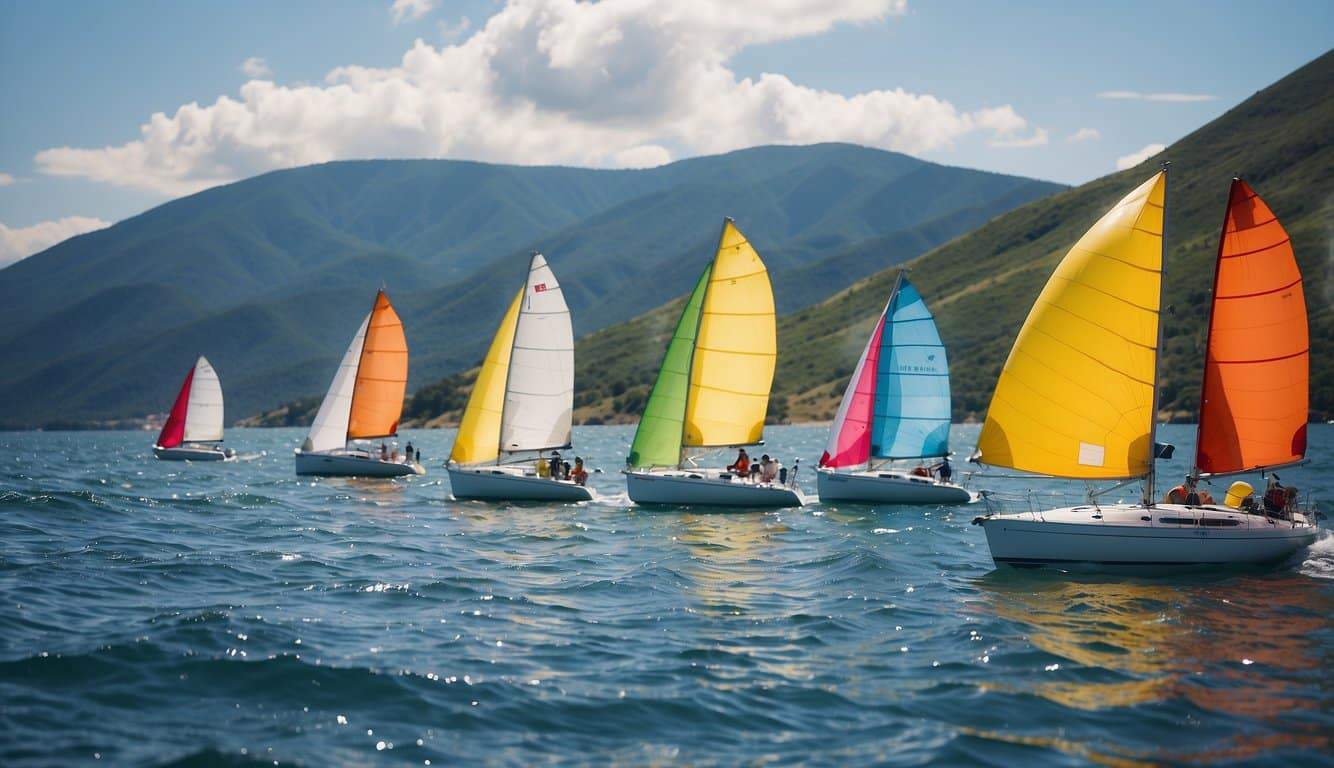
[0,145,1061,427]
[542,49,1332,430]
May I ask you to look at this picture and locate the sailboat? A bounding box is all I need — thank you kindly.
[816,271,972,504]
[153,356,234,461]
[624,218,804,508]
[446,253,591,501]
[972,170,1319,568]
[294,289,423,477]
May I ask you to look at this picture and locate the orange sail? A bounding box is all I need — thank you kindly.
[1194,179,1308,475]
[347,290,409,439]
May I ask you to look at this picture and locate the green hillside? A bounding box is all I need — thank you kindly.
[542,49,1334,427]
[0,144,1060,427]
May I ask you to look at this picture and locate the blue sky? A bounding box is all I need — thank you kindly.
[1,0,1330,263]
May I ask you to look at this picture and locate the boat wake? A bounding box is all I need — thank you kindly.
[1299,529,1334,580]
[589,491,633,508]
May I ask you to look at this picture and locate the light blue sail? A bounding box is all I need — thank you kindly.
[869,277,951,459]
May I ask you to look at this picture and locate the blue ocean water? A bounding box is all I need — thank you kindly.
[1,423,1331,767]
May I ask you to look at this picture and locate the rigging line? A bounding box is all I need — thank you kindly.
[1034,294,1158,349]
[1025,326,1155,387]
[1209,347,1309,365]
[1218,237,1290,260]
[1065,246,1163,276]
[1046,273,1162,314]
[691,381,771,397]
[691,346,775,358]
[1214,277,1302,300]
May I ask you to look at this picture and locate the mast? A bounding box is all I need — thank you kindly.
[676,218,727,468]
[1189,178,1236,485]
[496,253,538,464]
[1143,162,1169,506]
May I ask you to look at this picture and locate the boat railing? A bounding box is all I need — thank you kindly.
[978,488,1094,517]
[978,488,1322,528]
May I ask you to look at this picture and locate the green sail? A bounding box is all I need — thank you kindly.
[627,264,712,468]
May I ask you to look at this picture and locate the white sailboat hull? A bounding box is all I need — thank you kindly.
[294,450,424,478]
[816,467,973,505]
[625,469,805,508]
[154,445,235,462]
[448,465,594,502]
[977,503,1319,570]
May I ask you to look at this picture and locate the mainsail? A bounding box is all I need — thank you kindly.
[821,274,950,468]
[628,219,776,467]
[157,356,225,448]
[450,254,575,465]
[182,357,224,443]
[976,171,1166,479]
[305,290,409,453]
[1194,179,1308,475]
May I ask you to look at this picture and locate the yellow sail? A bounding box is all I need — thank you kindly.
[683,219,777,447]
[977,172,1165,479]
[449,290,522,464]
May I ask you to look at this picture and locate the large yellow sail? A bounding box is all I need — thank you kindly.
[977,172,1165,479]
[683,219,777,447]
[449,290,522,464]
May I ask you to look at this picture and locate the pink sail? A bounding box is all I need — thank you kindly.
[156,367,195,449]
[820,313,885,468]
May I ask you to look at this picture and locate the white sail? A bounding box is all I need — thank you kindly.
[182,356,225,443]
[499,253,574,452]
[305,313,370,453]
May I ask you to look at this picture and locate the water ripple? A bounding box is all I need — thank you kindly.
[0,424,1330,766]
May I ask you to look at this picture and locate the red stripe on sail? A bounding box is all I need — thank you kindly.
[1195,180,1309,474]
[156,367,195,449]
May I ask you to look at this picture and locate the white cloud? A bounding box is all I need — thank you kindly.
[1115,143,1166,171]
[240,57,272,79]
[0,172,15,186]
[391,0,436,24]
[990,127,1048,148]
[0,216,110,267]
[613,144,671,168]
[1066,127,1100,143]
[34,0,1031,197]
[1097,90,1215,103]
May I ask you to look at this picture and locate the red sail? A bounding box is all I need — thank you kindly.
[1195,180,1308,474]
[156,367,195,449]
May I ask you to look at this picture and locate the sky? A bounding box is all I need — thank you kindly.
[1,0,1331,265]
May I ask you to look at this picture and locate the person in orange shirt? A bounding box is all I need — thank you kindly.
[571,457,589,486]
[727,448,749,477]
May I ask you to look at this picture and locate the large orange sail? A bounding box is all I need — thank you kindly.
[1194,180,1308,475]
[347,290,409,439]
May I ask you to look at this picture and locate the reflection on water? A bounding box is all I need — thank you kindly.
[974,572,1333,761]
